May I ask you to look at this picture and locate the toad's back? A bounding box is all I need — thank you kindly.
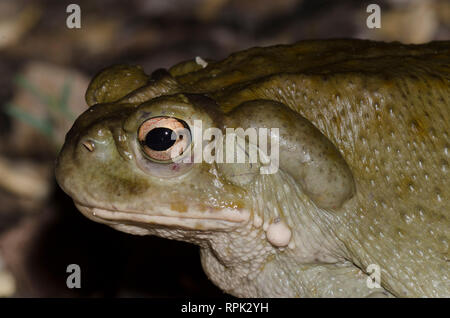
[172,40,450,296]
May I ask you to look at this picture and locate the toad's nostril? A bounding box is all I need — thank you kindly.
[82,140,95,152]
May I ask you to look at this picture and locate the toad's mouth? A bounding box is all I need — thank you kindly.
[74,202,251,231]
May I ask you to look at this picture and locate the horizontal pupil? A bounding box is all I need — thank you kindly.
[145,127,176,151]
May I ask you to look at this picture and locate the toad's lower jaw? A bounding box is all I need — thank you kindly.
[74,203,251,231]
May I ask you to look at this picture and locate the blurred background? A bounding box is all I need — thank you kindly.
[0,0,448,297]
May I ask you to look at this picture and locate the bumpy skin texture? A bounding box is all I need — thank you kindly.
[56,40,450,297]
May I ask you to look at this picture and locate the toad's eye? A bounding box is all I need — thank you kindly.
[145,127,176,151]
[138,117,191,162]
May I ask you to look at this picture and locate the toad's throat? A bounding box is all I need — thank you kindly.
[74,202,250,230]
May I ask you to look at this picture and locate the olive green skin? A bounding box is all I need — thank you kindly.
[56,40,449,297]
